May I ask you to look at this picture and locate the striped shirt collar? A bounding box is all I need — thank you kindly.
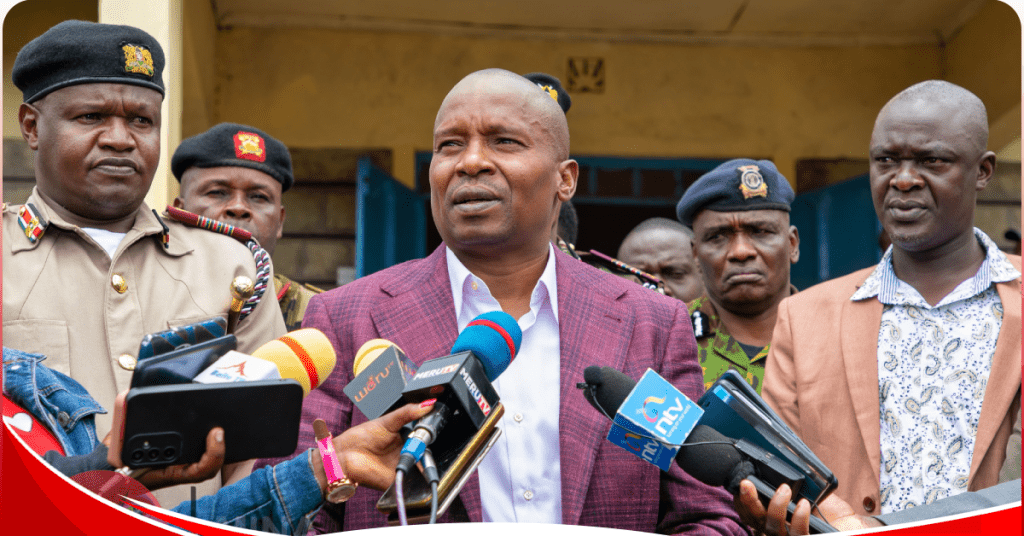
[851,228,1020,306]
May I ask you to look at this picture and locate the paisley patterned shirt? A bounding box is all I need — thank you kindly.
[851,228,1020,514]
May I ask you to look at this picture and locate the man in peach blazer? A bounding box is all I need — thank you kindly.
[744,80,1021,533]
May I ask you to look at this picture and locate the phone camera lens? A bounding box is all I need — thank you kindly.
[147,448,160,461]
[131,450,144,462]
[163,446,177,460]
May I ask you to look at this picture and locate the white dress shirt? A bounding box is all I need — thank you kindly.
[446,245,563,523]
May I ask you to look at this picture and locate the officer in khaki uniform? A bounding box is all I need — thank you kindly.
[676,159,800,393]
[171,123,322,331]
[3,20,286,506]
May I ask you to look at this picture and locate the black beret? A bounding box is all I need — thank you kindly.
[523,72,572,113]
[677,158,794,227]
[172,123,294,192]
[13,20,165,103]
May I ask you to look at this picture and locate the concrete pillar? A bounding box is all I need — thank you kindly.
[99,0,183,211]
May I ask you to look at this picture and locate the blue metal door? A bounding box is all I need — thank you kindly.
[789,174,883,290]
[356,157,427,278]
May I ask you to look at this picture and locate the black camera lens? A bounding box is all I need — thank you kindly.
[131,450,144,462]
[163,446,177,460]
[147,448,160,461]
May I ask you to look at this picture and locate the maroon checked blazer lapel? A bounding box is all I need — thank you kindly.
[555,251,635,525]
[368,247,486,522]
[370,247,459,370]
[364,247,638,523]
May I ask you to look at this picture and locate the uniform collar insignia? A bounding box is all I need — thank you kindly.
[17,203,48,244]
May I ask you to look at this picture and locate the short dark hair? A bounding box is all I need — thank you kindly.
[627,217,693,240]
[558,200,579,244]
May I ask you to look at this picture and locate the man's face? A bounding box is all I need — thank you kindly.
[174,166,285,254]
[691,209,799,315]
[20,83,162,220]
[869,99,994,253]
[429,82,577,256]
[618,228,703,302]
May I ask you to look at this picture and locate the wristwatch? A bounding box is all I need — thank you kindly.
[313,418,359,503]
[325,477,358,504]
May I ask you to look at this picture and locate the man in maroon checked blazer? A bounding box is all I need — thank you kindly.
[255,69,746,535]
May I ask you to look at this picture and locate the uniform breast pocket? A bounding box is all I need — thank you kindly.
[166,314,228,332]
[164,314,230,348]
[2,319,71,375]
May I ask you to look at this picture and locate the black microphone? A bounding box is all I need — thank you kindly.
[396,311,523,473]
[580,366,837,534]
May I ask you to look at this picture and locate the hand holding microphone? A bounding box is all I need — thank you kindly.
[310,399,438,494]
[735,480,878,535]
[396,310,523,473]
[376,310,521,525]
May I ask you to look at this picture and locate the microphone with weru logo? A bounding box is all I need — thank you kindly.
[376,311,523,525]
[344,339,419,421]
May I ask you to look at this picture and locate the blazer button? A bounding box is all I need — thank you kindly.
[111,274,128,294]
[862,497,876,513]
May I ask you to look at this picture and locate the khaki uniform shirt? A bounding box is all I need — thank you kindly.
[687,294,771,393]
[3,189,286,435]
[3,189,287,506]
[274,273,322,331]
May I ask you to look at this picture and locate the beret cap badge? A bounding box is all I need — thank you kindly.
[234,131,267,163]
[539,85,559,102]
[121,44,154,77]
[738,165,768,199]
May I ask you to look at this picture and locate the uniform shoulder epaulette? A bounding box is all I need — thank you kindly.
[163,205,270,322]
[303,283,326,294]
[9,202,49,244]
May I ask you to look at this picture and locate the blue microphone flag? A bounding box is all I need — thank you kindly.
[607,368,704,471]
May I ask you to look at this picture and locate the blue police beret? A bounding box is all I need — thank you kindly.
[13,20,165,103]
[523,72,572,113]
[676,158,794,227]
[172,123,294,192]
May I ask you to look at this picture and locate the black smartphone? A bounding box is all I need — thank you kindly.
[700,370,838,504]
[137,316,228,361]
[120,380,304,468]
[130,335,237,388]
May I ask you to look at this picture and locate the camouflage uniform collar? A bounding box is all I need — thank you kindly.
[686,287,796,366]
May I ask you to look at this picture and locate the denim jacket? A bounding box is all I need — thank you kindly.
[3,347,324,534]
[3,347,105,456]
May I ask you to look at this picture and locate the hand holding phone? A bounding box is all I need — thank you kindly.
[107,390,227,490]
